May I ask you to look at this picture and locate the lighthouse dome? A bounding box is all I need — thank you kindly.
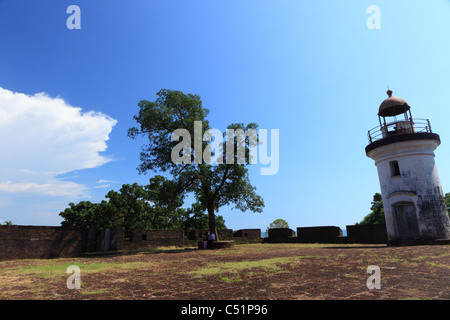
[378,90,410,117]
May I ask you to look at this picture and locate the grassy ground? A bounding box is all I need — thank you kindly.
[0,243,449,300]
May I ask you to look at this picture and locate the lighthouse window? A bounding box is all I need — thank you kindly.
[390,161,401,177]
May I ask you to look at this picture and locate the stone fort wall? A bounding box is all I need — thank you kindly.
[0,225,86,260]
[0,224,388,261]
[263,224,387,244]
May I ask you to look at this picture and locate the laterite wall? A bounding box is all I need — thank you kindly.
[0,225,86,261]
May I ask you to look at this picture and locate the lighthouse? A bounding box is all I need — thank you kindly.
[366,90,450,245]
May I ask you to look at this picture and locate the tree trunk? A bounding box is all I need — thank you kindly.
[207,203,219,241]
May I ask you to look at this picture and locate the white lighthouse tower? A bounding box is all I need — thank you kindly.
[366,90,450,245]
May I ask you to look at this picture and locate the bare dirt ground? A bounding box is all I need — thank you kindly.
[0,243,449,300]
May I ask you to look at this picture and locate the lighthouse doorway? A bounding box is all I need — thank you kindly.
[393,202,420,240]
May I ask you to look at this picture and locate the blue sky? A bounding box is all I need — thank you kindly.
[1,0,450,232]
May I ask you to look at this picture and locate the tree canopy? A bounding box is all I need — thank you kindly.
[59,180,226,238]
[356,193,385,225]
[128,89,264,239]
[266,218,290,233]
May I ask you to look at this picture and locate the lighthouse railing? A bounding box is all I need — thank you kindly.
[367,118,432,143]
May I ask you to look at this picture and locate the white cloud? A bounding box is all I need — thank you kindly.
[94,179,118,189]
[98,179,117,184]
[0,180,90,197]
[95,184,111,189]
[0,86,117,198]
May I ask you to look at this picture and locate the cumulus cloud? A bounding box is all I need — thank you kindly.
[0,86,117,198]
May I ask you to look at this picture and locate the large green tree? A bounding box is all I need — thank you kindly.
[128,89,264,240]
[357,193,385,225]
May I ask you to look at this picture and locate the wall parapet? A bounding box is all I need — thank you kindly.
[0,225,86,261]
[264,224,388,244]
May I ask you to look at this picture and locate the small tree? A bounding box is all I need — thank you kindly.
[357,193,385,225]
[266,218,289,234]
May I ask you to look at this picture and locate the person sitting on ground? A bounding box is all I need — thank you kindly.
[207,231,216,249]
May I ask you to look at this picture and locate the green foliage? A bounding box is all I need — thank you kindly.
[128,89,264,235]
[357,193,385,225]
[60,201,102,228]
[180,202,226,239]
[59,180,226,235]
[128,89,210,174]
[266,218,290,233]
[104,183,154,232]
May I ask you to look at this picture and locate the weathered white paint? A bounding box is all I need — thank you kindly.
[367,138,450,242]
